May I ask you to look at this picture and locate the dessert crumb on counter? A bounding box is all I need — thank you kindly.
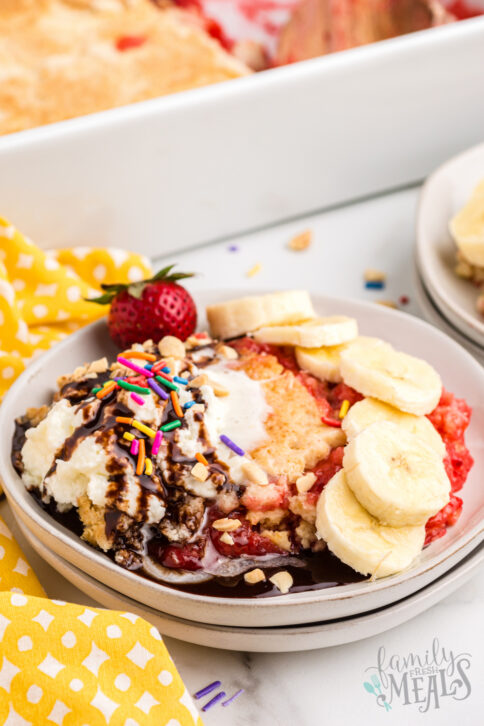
[288,229,312,251]
[269,570,293,594]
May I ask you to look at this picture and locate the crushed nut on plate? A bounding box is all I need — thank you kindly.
[217,344,238,360]
[296,472,317,494]
[188,374,208,389]
[212,518,242,532]
[244,568,266,584]
[219,532,234,545]
[158,335,185,359]
[205,377,230,397]
[191,462,209,482]
[269,571,293,594]
[241,460,268,486]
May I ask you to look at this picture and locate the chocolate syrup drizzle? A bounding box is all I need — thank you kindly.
[11,351,365,599]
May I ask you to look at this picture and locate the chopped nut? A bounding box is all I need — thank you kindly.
[241,460,268,486]
[89,357,109,374]
[217,344,238,360]
[191,403,205,413]
[187,374,208,389]
[247,262,262,278]
[191,462,209,482]
[185,332,212,349]
[262,529,292,552]
[205,377,229,397]
[288,229,312,251]
[364,268,386,283]
[296,472,317,494]
[244,568,266,584]
[377,300,397,309]
[158,335,185,359]
[220,532,234,546]
[295,521,317,549]
[269,570,293,594]
[212,517,242,532]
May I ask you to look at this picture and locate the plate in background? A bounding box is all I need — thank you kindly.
[417,141,484,347]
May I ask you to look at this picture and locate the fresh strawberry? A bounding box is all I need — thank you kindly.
[88,265,197,348]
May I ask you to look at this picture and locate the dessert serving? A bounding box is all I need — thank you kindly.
[450,179,484,316]
[11,281,474,598]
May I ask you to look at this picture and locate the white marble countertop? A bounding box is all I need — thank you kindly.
[2,184,483,725]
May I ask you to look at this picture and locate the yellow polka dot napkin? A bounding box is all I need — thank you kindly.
[0,216,152,400]
[0,504,203,726]
[0,220,203,725]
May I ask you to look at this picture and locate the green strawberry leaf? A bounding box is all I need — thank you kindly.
[85,264,194,305]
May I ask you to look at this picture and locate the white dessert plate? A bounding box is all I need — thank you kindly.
[1,291,483,628]
[15,519,484,653]
[416,141,484,348]
[413,261,484,365]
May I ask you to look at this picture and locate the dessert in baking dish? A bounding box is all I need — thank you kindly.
[276,0,455,64]
[12,291,473,597]
[0,0,249,136]
[450,179,484,316]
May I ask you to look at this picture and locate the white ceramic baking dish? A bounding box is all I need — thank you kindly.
[0,18,483,257]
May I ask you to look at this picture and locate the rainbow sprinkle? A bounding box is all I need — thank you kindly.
[155,374,178,392]
[161,366,171,374]
[120,350,156,362]
[116,379,151,394]
[339,399,350,419]
[123,432,135,442]
[147,378,169,400]
[183,401,195,410]
[144,458,153,476]
[117,356,154,378]
[131,420,157,438]
[160,420,181,432]
[173,375,188,385]
[130,392,145,406]
[130,438,139,456]
[202,692,226,712]
[152,430,163,456]
[196,452,209,466]
[91,387,102,394]
[220,434,244,456]
[321,415,342,428]
[222,689,244,707]
[96,381,117,399]
[195,681,221,700]
[136,438,145,475]
[170,390,184,418]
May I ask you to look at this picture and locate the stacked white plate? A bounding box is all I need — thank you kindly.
[416,141,484,365]
[1,292,484,652]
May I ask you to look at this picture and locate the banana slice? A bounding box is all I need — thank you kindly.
[296,343,346,383]
[342,397,445,457]
[339,337,441,416]
[343,420,450,527]
[449,179,484,267]
[316,470,425,578]
[295,335,373,383]
[253,316,358,347]
[206,290,315,340]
